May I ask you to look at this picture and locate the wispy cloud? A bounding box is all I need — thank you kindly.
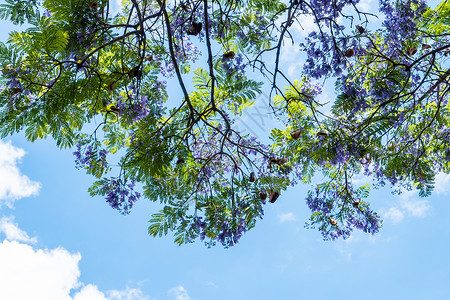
[0,216,37,244]
[278,212,296,223]
[0,140,40,207]
[434,173,450,195]
[382,207,404,224]
[382,189,430,224]
[168,286,191,300]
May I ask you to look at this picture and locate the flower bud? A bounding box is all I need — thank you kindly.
[290,129,302,140]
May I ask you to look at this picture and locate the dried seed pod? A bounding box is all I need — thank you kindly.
[187,22,202,36]
[422,44,431,50]
[107,82,115,92]
[176,157,185,165]
[356,24,365,34]
[277,158,287,165]
[329,217,337,226]
[181,2,190,12]
[317,132,328,138]
[249,172,256,182]
[290,129,302,140]
[269,190,280,203]
[144,54,153,61]
[223,51,235,59]
[129,67,142,80]
[268,157,277,168]
[11,88,22,95]
[89,1,98,10]
[406,47,417,56]
[352,200,360,208]
[109,105,121,114]
[260,191,267,201]
[344,48,355,57]
[359,155,371,165]
[445,49,450,56]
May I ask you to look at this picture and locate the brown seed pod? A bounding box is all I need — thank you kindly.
[406,47,417,56]
[344,48,355,58]
[260,191,267,201]
[329,217,337,226]
[317,132,328,138]
[109,105,121,114]
[268,157,277,168]
[277,158,287,165]
[249,172,256,182]
[187,22,202,36]
[89,1,98,10]
[223,51,235,59]
[11,88,22,95]
[290,129,302,140]
[181,2,190,12]
[356,24,365,34]
[359,155,371,165]
[129,67,142,80]
[422,44,431,50]
[107,82,115,92]
[176,157,185,165]
[445,49,450,56]
[352,201,360,208]
[144,54,153,61]
[269,190,280,203]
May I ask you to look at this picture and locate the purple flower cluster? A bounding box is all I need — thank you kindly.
[73,142,108,170]
[103,178,141,214]
[305,182,382,240]
[222,53,246,78]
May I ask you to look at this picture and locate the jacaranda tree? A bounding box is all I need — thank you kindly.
[0,0,448,247]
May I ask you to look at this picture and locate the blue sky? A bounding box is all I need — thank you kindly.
[1,0,450,299]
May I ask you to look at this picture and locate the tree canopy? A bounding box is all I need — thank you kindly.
[0,0,449,247]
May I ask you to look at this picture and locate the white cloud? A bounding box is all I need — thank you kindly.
[400,198,430,218]
[74,285,108,300]
[356,0,374,12]
[0,216,37,243]
[168,286,191,300]
[382,207,404,224]
[0,140,40,206]
[0,219,148,300]
[382,189,430,224]
[434,173,450,195]
[107,287,149,300]
[278,212,296,223]
[0,240,81,300]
